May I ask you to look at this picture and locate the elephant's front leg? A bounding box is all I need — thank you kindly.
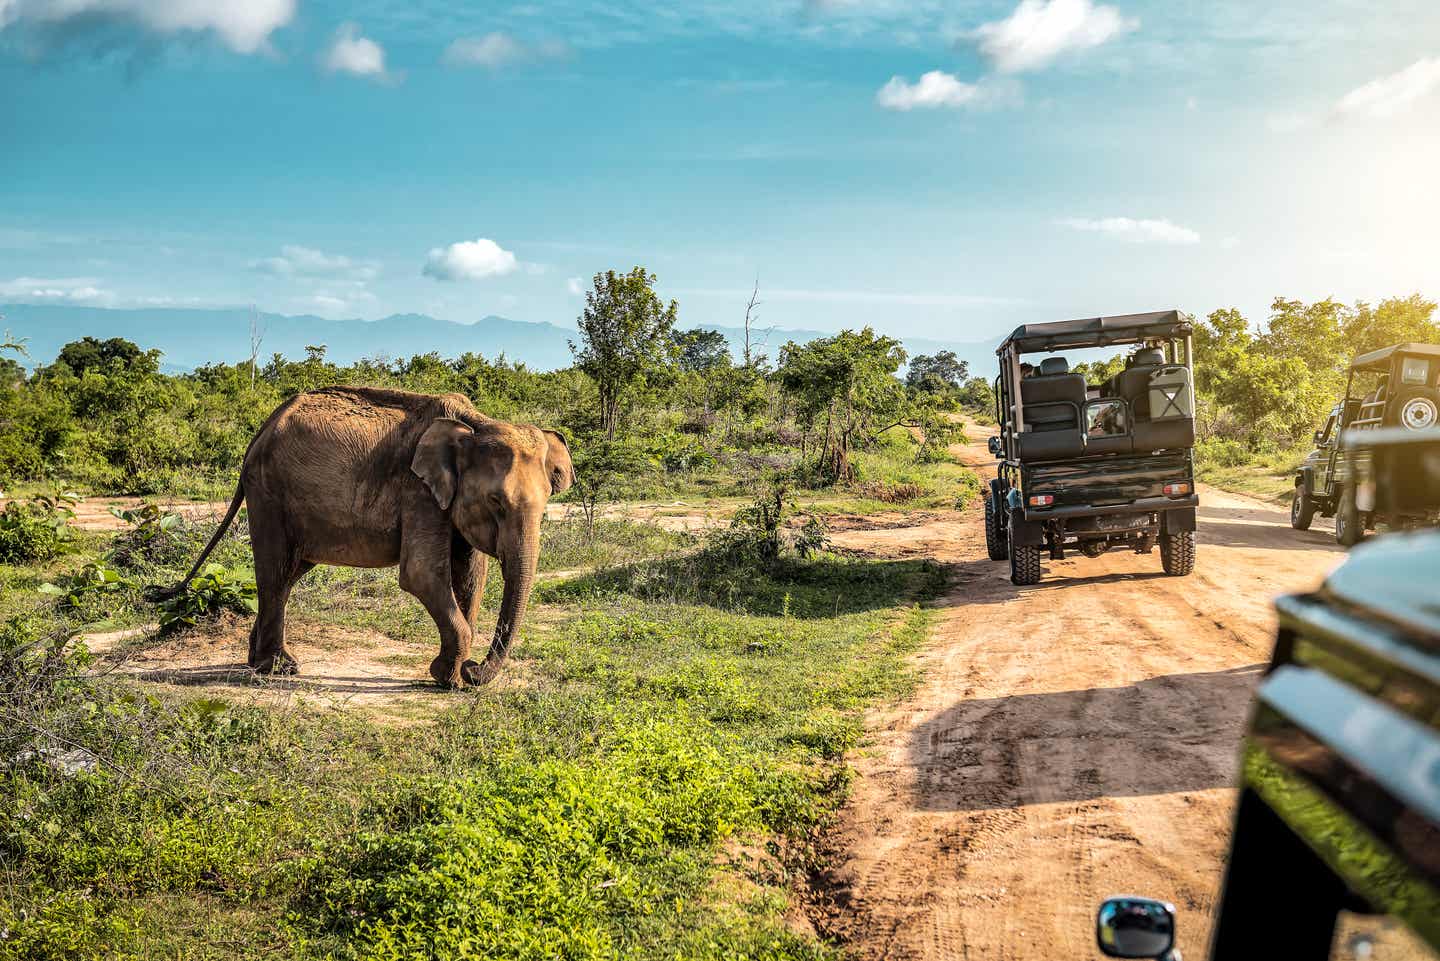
[451,533,488,632]
[399,532,474,688]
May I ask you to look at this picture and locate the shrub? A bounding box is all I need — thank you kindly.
[0,494,76,564]
[851,480,927,504]
[106,504,199,570]
[1195,437,1253,469]
[38,562,139,621]
[156,563,257,634]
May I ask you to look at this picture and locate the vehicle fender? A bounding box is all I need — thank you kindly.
[1296,466,1314,494]
[1161,507,1197,534]
[1005,486,1023,512]
[1008,508,1045,546]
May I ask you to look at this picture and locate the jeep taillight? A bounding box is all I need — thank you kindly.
[1163,482,1191,497]
[1028,494,1055,507]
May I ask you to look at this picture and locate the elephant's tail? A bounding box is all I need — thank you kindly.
[144,480,246,603]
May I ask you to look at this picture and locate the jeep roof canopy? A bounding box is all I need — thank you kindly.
[998,309,1191,355]
[1350,342,1440,373]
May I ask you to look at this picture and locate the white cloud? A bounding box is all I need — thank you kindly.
[876,70,983,110]
[566,276,584,296]
[322,22,392,80]
[442,31,569,69]
[974,0,1137,74]
[1334,56,1440,119]
[422,238,519,282]
[1057,217,1200,245]
[0,0,295,54]
[250,245,377,281]
[0,276,116,305]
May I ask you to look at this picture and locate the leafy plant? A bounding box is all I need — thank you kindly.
[156,563,257,634]
[106,504,195,570]
[0,493,77,564]
[39,562,138,618]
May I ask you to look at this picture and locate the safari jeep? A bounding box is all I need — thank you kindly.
[986,310,1199,585]
[1095,428,1440,961]
[1293,343,1440,544]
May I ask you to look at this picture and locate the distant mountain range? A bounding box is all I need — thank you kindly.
[0,304,1002,377]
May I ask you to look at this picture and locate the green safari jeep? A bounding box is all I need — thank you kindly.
[1293,343,1440,545]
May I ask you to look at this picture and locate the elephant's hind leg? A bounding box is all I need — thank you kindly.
[248,514,311,675]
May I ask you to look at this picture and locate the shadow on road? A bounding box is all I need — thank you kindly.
[908,663,1265,811]
[127,662,431,695]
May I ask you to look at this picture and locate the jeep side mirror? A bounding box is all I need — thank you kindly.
[1096,897,1178,959]
[988,436,1002,456]
[1314,430,1324,444]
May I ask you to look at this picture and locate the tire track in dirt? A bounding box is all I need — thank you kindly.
[812,430,1346,960]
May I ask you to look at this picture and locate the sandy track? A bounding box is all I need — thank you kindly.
[812,433,1346,960]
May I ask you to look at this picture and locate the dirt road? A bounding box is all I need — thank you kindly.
[813,432,1346,960]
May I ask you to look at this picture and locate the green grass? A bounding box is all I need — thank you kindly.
[0,508,947,960]
[1195,439,1307,504]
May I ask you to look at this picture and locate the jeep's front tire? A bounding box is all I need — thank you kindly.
[1160,530,1195,576]
[1290,483,1315,530]
[1335,486,1363,547]
[1008,524,1041,585]
[984,481,1008,561]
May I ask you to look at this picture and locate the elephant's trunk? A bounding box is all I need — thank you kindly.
[469,518,539,686]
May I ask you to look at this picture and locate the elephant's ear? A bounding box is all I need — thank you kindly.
[542,429,575,494]
[412,418,473,510]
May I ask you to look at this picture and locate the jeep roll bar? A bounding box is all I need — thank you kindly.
[994,310,1194,459]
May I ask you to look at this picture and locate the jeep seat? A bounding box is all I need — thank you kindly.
[1115,349,1195,451]
[1017,356,1086,460]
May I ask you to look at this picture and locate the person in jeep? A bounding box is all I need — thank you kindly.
[1292,343,1440,544]
[986,310,1199,585]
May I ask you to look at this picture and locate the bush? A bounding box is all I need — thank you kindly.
[1195,437,1254,469]
[303,718,765,961]
[0,494,76,564]
[851,480,927,504]
[38,562,139,621]
[106,504,201,570]
[156,563,257,634]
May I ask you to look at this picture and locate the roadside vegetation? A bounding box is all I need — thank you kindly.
[0,278,971,959]
[0,489,945,959]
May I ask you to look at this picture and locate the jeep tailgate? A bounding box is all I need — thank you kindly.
[1024,450,1192,510]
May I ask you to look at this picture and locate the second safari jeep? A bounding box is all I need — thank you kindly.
[986,310,1199,585]
[1293,343,1440,544]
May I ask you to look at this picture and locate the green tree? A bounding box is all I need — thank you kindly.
[906,350,968,392]
[55,336,154,376]
[777,327,906,482]
[1344,294,1440,355]
[571,267,679,437]
[674,328,731,373]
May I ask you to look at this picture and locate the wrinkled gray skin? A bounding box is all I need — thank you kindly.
[168,387,574,688]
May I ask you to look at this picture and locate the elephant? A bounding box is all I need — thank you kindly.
[158,386,574,688]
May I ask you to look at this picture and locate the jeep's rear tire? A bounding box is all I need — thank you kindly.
[1160,530,1195,576]
[984,482,1008,561]
[1008,525,1041,585]
[1335,486,1363,547]
[1290,484,1315,530]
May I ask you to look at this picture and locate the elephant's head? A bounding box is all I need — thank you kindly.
[411,417,574,684]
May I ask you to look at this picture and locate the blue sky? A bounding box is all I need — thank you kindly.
[3,0,1439,344]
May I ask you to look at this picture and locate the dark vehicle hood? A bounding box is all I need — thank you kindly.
[1323,531,1440,644]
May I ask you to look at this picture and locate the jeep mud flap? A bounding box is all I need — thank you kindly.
[1162,507,1197,533]
[1008,508,1045,546]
